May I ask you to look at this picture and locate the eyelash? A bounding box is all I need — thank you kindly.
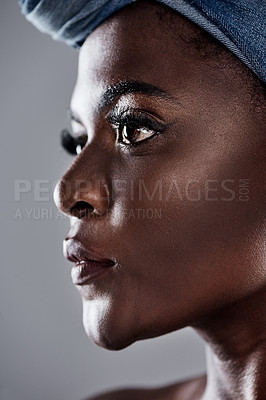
[60,129,87,156]
[107,109,166,147]
[61,109,166,155]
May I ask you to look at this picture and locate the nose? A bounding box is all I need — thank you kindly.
[54,145,111,219]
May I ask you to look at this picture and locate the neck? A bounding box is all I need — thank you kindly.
[193,286,266,400]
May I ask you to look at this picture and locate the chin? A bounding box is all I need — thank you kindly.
[82,299,137,351]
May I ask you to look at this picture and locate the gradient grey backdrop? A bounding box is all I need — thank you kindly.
[0,2,206,399]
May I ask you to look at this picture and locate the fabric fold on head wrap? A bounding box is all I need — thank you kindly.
[19,0,266,84]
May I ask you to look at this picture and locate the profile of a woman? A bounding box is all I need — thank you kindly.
[19,1,266,399]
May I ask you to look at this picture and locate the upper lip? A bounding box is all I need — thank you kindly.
[63,238,115,265]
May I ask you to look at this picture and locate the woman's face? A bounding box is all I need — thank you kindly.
[54,1,265,350]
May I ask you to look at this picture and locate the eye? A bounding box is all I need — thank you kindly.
[120,125,155,145]
[60,129,87,155]
[107,109,167,146]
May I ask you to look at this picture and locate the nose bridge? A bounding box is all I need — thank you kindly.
[54,142,111,217]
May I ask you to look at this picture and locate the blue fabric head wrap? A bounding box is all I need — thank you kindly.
[19,0,266,84]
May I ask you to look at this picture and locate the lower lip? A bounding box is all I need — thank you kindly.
[71,260,115,285]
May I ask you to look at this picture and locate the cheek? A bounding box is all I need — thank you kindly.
[79,134,265,347]
[110,144,265,331]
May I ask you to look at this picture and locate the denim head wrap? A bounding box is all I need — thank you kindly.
[19,0,266,84]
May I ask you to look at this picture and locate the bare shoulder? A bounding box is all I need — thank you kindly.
[86,375,207,400]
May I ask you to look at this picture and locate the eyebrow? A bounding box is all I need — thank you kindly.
[98,80,174,112]
[68,80,176,123]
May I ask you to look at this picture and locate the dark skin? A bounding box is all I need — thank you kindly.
[53,1,266,399]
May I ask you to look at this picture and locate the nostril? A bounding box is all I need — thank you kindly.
[70,201,94,219]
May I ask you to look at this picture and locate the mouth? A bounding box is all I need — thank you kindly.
[64,239,116,285]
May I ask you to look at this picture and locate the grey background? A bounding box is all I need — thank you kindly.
[0,2,206,400]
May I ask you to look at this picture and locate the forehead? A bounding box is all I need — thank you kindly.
[71,1,223,120]
[72,3,195,100]
[78,2,186,68]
